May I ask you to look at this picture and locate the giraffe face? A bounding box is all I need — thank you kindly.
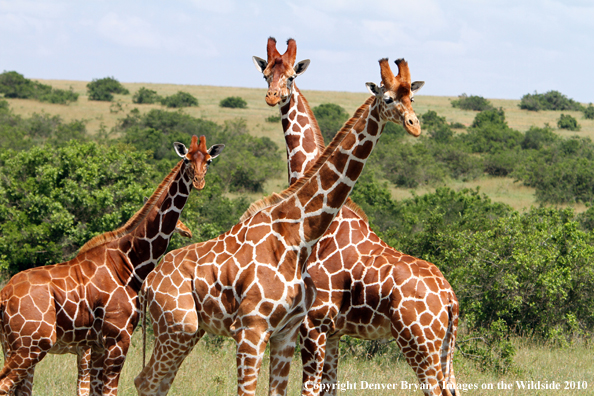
[366,58,425,137]
[174,135,224,190]
[253,37,310,106]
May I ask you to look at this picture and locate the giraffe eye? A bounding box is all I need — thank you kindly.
[411,97,415,102]
[384,96,394,104]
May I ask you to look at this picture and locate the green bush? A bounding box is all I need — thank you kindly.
[521,125,558,150]
[557,113,580,131]
[87,77,129,102]
[219,96,247,109]
[132,87,161,104]
[0,142,158,274]
[451,93,493,111]
[312,103,349,144]
[422,110,453,142]
[584,104,594,120]
[160,91,198,108]
[519,90,584,112]
[265,114,281,123]
[0,71,78,104]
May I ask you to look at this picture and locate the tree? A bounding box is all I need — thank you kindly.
[451,93,493,111]
[0,142,158,275]
[132,87,162,104]
[87,77,129,102]
[160,91,198,108]
[219,96,247,109]
[312,103,349,144]
[557,114,581,131]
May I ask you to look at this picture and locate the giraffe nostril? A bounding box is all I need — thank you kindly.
[408,119,414,126]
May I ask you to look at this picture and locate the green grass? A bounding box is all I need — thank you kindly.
[6,330,593,395]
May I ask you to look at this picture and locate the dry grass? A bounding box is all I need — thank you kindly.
[8,330,593,395]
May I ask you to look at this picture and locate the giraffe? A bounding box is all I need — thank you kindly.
[0,135,224,396]
[254,38,458,396]
[67,217,194,396]
[134,57,424,396]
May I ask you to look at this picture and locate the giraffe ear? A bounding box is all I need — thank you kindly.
[173,142,188,158]
[366,82,382,96]
[294,59,310,76]
[207,144,225,160]
[411,81,425,94]
[252,56,268,73]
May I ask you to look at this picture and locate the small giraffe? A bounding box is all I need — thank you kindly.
[66,217,193,396]
[0,135,223,396]
[255,38,458,396]
[134,57,424,396]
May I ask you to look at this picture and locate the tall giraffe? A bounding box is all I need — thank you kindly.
[134,57,424,396]
[254,38,458,396]
[0,135,223,396]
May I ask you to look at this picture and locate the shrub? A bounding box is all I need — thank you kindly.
[0,71,78,104]
[557,114,580,131]
[521,125,558,150]
[421,110,453,142]
[519,90,584,112]
[0,142,158,275]
[265,115,281,123]
[87,77,129,102]
[584,104,594,120]
[219,96,247,109]
[451,93,493,111]
[312,103,349,144]
[160,91,199,108]
[132,87,161,104]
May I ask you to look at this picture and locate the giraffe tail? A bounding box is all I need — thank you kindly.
[441,300,459,396]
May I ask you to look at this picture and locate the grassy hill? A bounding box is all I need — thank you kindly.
[5,79,594,211]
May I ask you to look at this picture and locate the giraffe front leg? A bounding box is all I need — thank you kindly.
[96,336,132,396]
[0,346,48,395]
[134,284,202,396]
[300,320,327,396]
[77,347,91,396]
[12,365,35,396]
[320,336,340,396]
[268,327,300,396]
[233,326,271,396]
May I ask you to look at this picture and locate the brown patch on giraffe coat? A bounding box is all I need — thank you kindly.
[352,140,374,160]
[325,182,350,210]
[346,159,364,181]
[320,164,340,191]
[304,193,324,214]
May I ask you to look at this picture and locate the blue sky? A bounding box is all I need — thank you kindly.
[1,0,593,102]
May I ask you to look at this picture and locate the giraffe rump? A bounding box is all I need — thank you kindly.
[79,160,184,254]
[239,96,375,223]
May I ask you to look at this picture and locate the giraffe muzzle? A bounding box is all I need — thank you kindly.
[265,90,281,106]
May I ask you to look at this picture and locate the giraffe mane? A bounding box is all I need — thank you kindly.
[78,160,184,254]
[239,95,376,223]
[295,86,326,163]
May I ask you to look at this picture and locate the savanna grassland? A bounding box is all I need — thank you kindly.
[1,76,594,395]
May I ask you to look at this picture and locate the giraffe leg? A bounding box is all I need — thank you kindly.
[88,347,106,396]
[233,326,271,396]
[268,327,300,396]
[393,323,453,396]
[96,336,132,396]
[12,365,34,396]
[319,336,340,396]
[76,347,91,396]
[134,282,202,396]
[0,347,47,395]
[299,320,327,396]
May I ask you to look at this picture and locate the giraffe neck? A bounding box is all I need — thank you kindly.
[120,162,193,288]
[268,96,382,266]
[279,85,325,185]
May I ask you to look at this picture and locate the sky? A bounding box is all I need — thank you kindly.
[1,0,593,102]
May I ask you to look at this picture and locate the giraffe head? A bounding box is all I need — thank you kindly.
[253,37,310,106]
[173,135,224,190]
[366,58,425,137]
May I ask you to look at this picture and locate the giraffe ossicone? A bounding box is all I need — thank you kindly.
[0,135,222,396]
[134,55,429,396]
[255,37,459,396]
